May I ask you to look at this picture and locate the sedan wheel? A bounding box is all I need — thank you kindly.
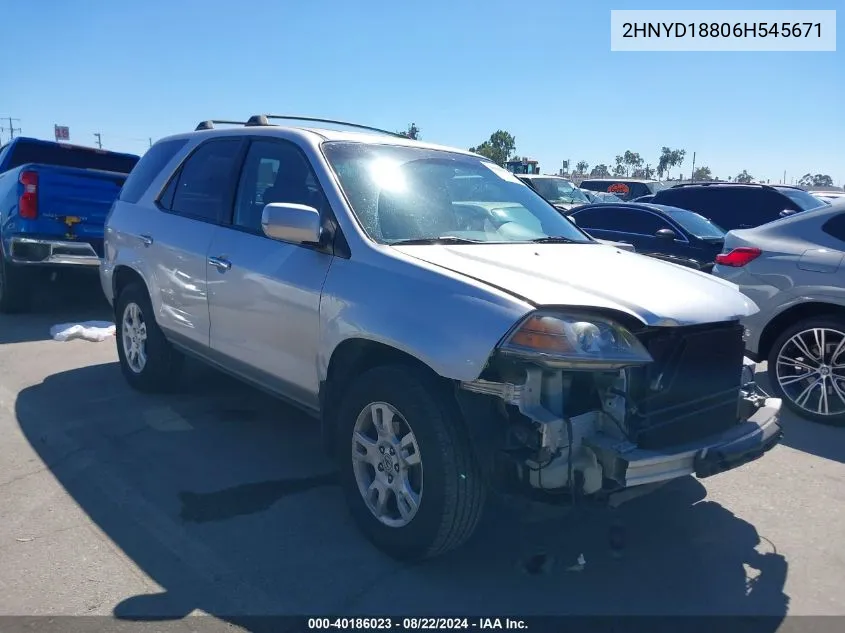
[770,317,845,425]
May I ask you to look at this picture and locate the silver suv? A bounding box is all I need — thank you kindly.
[101,115,783,560]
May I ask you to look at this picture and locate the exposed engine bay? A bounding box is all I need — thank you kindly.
[460,320,777,498]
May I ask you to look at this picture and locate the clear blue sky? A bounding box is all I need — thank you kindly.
[2,0,843,185]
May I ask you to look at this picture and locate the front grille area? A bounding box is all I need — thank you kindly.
[627,321,745,450]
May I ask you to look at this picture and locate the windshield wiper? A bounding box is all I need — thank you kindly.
[389,236,482,246]
[529,236,586,244]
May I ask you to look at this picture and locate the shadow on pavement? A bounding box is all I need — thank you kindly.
[756,367,845,465]
[0,271,111,344]
[16,362,789,629]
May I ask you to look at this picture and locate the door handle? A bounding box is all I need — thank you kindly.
[140,234,154,247]
[208,256,232,272]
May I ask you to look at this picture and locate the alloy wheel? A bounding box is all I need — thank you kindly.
[775,327,845,417]
[351,401,423,528]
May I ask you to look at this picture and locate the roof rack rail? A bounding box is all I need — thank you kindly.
[670,181,772,189]
[194,120,249,131]
[246,114,406,138]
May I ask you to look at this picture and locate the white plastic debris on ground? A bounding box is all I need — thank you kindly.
[50,321,116,343]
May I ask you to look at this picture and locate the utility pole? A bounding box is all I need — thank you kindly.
[783,170,786,185]
[94,132,102,149]
[148,137,153,148]
[1,116,21,141]
[690,151,696,182]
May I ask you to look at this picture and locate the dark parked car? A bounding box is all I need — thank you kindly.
[579,178,668,202]
[564,202,727,271]
[650,182,827,232]
[515,174,590,210]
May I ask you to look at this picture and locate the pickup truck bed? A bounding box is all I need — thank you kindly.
[0,137,139,312]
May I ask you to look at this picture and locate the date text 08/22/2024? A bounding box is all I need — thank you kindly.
[307,618,528,630]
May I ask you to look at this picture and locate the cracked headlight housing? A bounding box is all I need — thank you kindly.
[498,311,653,370]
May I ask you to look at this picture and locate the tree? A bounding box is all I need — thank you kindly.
[613,155,625,177]
[576,160,589,176]
[657,147,685,180]
[657,147,672,179]
[469,130,516,166]
[799,173,834,188]
[397,123,420,140]
[591,164,610,177]
[735,170,753,183]
[692,166,713,181]
[670,149,686,178]
[623,150,644,177]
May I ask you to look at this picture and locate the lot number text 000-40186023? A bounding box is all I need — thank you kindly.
[610,9,836,52]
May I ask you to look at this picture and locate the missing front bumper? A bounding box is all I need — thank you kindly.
[586,397,782,488]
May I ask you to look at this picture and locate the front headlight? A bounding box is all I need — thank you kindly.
[498,311,653,370]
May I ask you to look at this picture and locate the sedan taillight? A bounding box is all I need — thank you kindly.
[715,247,762,267]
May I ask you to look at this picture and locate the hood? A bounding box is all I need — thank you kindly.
[392,243,758,327]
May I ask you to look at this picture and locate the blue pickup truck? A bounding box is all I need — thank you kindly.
[0,137,139,312]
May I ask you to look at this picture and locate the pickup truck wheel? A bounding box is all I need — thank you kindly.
[768,315,845,426]
[115,283,183,392]
[336,365,485,561]
[0,258,32,314]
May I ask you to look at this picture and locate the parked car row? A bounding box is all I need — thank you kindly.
[529,175,844,426]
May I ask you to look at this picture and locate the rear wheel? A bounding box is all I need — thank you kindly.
[115,282,183,392]
[336,364,485,561]
[768,315,845,426]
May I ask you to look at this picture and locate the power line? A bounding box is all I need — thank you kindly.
[1,116,21,142]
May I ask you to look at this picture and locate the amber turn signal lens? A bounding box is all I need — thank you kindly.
[509,316,573,352]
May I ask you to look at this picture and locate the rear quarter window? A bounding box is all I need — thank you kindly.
[821,213,845,244]
[118,138,190,204]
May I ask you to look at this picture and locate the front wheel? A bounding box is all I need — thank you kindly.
[768,315,845,426]
[336,365,485,561]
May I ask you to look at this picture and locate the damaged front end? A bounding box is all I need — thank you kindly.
[459,311,783,502]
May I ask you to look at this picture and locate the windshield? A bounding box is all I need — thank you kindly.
[651,181,669,192]
[778,188,828,211]
[528,177,590,205]
[658,205,726,238]
[322,142,594,244]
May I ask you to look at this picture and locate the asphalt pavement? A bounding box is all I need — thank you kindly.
[0,276,843,630]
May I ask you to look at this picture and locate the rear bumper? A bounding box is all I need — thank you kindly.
[7,236,101,267]
[587,397,782,488]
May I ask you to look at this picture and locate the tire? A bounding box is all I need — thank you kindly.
[767,314,845,426]
[0,257,32,314]
[115,282,183,392]
[335,364,485,561]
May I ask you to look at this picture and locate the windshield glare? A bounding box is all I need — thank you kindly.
[659,206,725,238]
[322,142,594,244]
[528,178,590,205]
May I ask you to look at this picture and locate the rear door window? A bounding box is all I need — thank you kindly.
[163,139,243,224]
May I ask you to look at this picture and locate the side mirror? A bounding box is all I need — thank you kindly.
[779,208,798,218]
[655,228,677,240]
[567,215,578,224]
[261,203,322,245]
